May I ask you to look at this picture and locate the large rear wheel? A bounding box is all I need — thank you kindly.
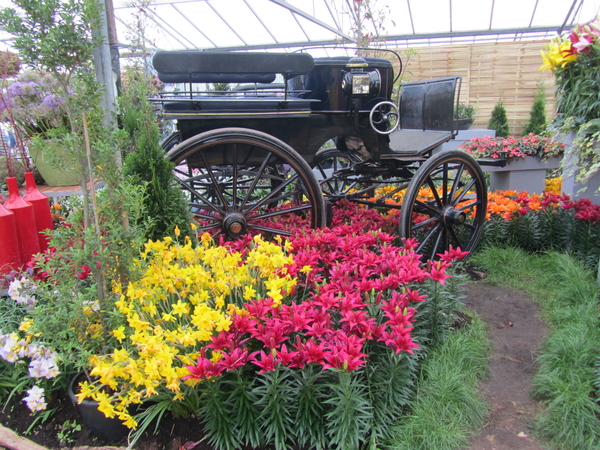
[398,151,487,260]
[167,128,326,239]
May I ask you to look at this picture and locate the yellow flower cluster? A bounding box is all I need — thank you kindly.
[77,233,297,429]
[541,38,578,71]
[545,176,562,194]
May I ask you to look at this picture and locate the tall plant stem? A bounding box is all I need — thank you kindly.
[83,112,107,312]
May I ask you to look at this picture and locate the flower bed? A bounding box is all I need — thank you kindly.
[459,134,565,193]
[1,201,469,450]
[482,190,600,267]
[459,134,565,160]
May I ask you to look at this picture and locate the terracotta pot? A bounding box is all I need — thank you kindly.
[4,177,39,265]
[68,373,129,443]
[0,202,21,274]
[22,172,53,252]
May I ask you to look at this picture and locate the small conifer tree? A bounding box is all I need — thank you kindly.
[121,66,193,241]
[488,100,509,137]
[523,83,547,136]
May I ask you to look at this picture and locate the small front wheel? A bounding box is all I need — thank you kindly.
[399,151,487,260]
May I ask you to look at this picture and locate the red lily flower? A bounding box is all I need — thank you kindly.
[253,350,277,374]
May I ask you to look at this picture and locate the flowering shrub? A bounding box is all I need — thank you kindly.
[545,176,562,194]
[541,19,600,185]
[482,190,600,267]
[459,134,565,160]
[0,317,60,412]
[73,217,468,449]
[77,233,298,428]
[541,19,600,123]
[0,70,69,140]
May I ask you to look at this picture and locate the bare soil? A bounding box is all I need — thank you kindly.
[0,280,548,450]
[464,281,547,450]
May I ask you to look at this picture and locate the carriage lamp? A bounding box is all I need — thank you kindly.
[342,57,381,96]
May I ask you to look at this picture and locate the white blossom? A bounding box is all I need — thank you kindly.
[23,386,47,412]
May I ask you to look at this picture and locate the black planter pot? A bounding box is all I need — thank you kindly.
[68,373,129,443]
[457,118,474,130]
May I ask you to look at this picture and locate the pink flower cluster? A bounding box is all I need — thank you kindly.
[567,20,600,54]
[460,134,565,160]
[185,225,468,380]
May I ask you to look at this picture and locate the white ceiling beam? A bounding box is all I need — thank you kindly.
[268,0,352,41]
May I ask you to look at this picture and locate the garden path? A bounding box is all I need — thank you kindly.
[464,281,547,450]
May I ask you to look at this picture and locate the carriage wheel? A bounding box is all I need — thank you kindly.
[160,131,181,152]
[311,149,372,200]
[166,128,326,239]
[398,150,487,260]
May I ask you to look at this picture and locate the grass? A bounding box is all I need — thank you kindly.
[388,314,489,450]
[470,247,600,450]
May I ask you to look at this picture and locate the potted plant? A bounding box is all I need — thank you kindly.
[0,70,81,186]
[460,134,565,193]
[541,19,600,200]
[456,103,476,130]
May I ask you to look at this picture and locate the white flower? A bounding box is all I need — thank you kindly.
[23,386,47,412]
[0,333,19,363]
[7,278,22,301]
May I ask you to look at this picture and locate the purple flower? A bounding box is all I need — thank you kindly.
[42,94,64,109]
[7,82,23,98]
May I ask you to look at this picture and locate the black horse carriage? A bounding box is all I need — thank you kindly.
[151,49,488,259]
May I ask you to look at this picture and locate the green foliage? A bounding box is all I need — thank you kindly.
[455,103,475,120]
[56,419,82,446]
[0,0,101,79]
[324,371,373,450]
[488,100,509,137]
[253,367,297,450]
[293,366,327,450]
[121,65,193,241]
[27,181,147,371]
[412,269,469,347]
[523,83,547,136]
[554,50,600,124]
[389,314,489,450]
[199,378,240,450]
[471,249,600,450]
[480,207,600,271]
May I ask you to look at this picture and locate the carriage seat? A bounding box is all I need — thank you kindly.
[382,76,461,158]
[153,51,316,115]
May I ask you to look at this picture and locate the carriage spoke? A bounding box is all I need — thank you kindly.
[245,173,299,215]
[414,199,441,215]
[425,176,444,209]
[240,151,273,210]
[199,152,231,211]
[428,227,445,261]
[249,203,311,221]
[449,163,465,201]
[199,223,221,232]
[415,222,442,253]
[448,226,465,249]
[410,214,440,230]
[232,144,238,209]
[177,176,225,215]
[453,178,476,205]
[190,209,223,221]
[249,223,293,236]
[456,200,480,211]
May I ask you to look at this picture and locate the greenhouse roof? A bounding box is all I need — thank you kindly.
[108,0,600,53]
[0,0,598,54]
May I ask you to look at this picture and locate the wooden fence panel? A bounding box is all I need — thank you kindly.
[391,41,556,136]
